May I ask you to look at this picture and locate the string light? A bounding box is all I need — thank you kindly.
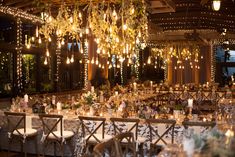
[0,5,43,23]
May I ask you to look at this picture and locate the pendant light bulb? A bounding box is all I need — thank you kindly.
[46,49,50,57]
[212,0,221,11]
[66,57,70,64]
[70,55,74,63]
[44,58,48,65]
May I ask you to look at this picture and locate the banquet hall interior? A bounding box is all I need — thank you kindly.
[0,0,235,157]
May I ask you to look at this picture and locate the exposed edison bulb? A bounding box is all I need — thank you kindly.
[26,44,31,49]
[170,47,173,52]
[112,10,117,17]
[58,42,61,48]
[123,24,127,30]
[96,38,100,44]
[128,58,132,64]
[61,40,65,45]
[48,37,52,42]
[116,37,119,43]
[70,55,74,63]
[154,65,157,69]
[79,12,82,18]
[38,37,42,44]
[102,49,106,54]
[80,48,83,54]
[31,37,35,42]
[97,48,100,54]
[86,28,89,34]
[136,38,140,44]
[69,17,73,23]
[66,57,70,64]
[107,61,110,65]
[46,49,50,57]
[147,57,151,64]
[102,65,105,69]
[96,58,98,65]
[130,8,135,15]
[79,60,82,64]
[44,58,48,65]
[117,64,120,68]
[91,58,94,64]
[36,26,39,37]
[98,63,101,68]
[85,40,88,47]
[109,64,112,69]
[79,32,83,38]
[201,56,203,59]
[87,60,90,64]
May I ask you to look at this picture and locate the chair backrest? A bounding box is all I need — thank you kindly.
[110,117,139,140]
[114,132,137,157]
[4,112,26,137]
[93,138,120,157]
[39,114,63,140]
[78,116,106,143]
[146,119,176,146]
[182,121,216,134]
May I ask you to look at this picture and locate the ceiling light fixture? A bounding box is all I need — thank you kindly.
[212,0,221,11]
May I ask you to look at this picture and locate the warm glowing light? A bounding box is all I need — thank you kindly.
[36,26,39,37]
[96,59,99,65]
[46,49,50,57]
[147,57,151,64]
[123,24,127,30]
[66,57,70,64]
[44,58,48,65]
[61,40,65,45]
[91,58,94,64]
[48,37,51,42]
[212,0,221,11]
[31,37,35,42]
[38,37,42,44]
[70,55,74,63]
[86,28,89,34]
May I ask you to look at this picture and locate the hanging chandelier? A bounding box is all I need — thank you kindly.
[87,0,148,59]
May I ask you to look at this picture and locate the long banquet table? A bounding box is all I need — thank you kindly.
[0,108,224,157]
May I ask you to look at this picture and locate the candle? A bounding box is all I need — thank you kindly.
[57,102,62,111]
[133,82,137,91]
[24,94,28,103]
[91,86,95,93]
[188,99,193,108]
[52,95,56,105]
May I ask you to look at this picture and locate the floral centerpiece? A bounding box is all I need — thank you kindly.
[81,91,97,115]
[82,91,97,106]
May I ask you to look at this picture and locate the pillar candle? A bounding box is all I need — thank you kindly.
[188,99,193,108]
[24,94,28,103]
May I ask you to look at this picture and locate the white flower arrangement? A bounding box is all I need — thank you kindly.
[82,91,97,106]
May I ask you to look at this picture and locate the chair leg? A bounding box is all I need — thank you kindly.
[60,143,64,157]
[34,137,39,157]
[54,142,56,157]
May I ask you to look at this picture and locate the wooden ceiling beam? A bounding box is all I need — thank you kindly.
[15,1,33,9]
[5,0,22,5]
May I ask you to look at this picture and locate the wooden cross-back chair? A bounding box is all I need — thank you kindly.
[4,112,38,157]
[39,114,74,157]
[182,121,216,134]
[93,138,120,157]
[146,119,176,156]
[78,116,112,154]
[110,117,139,140]
[114,132,137,157]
